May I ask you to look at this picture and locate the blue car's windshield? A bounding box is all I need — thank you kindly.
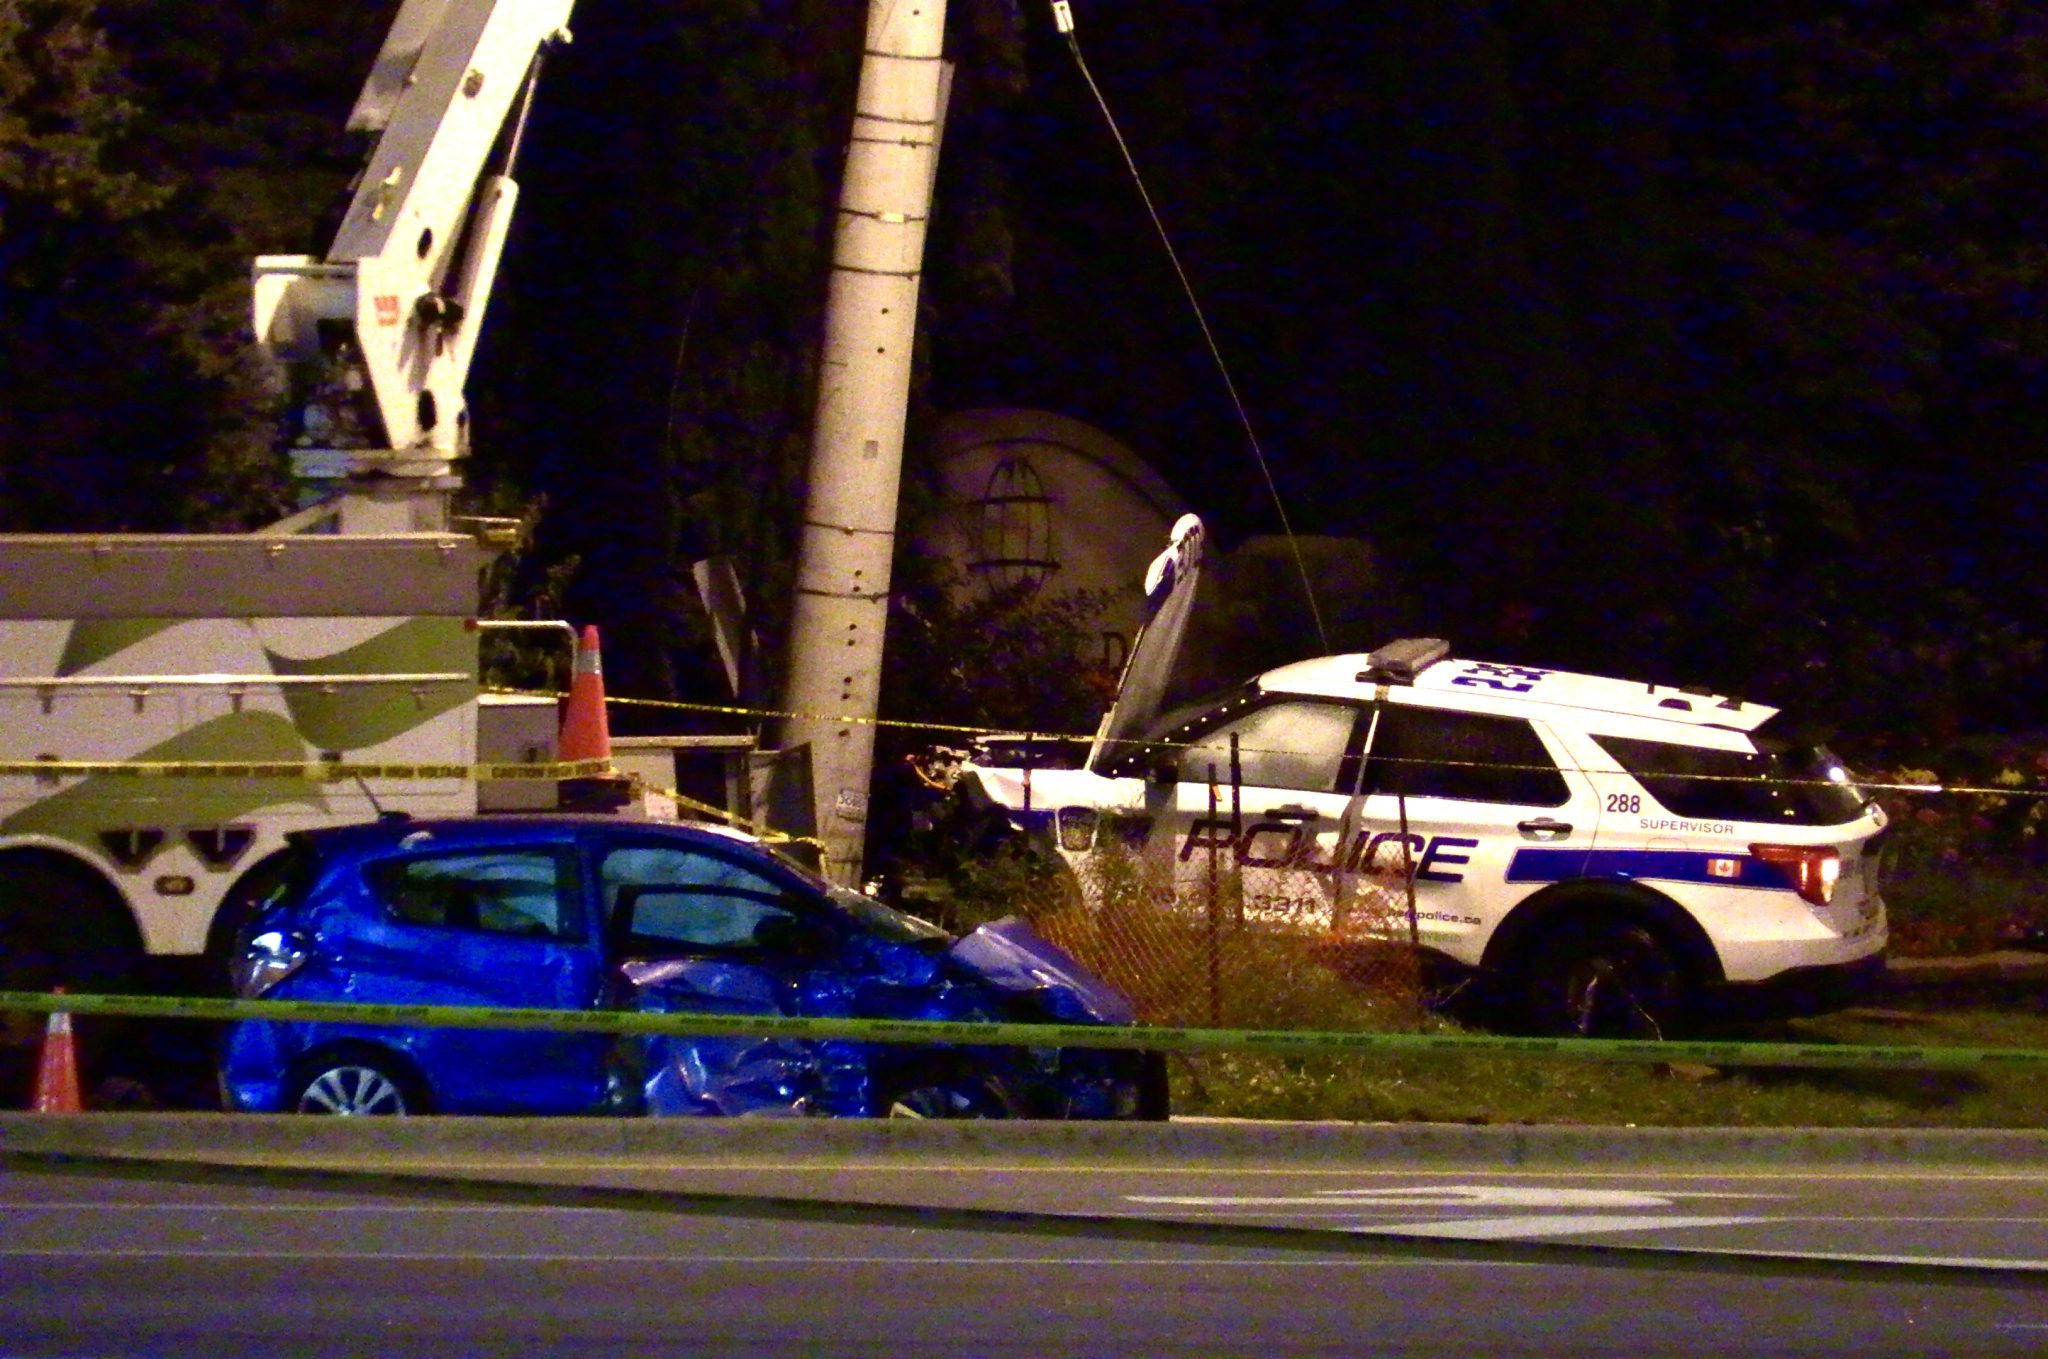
[822,881,953,947]
[751,839,952,946]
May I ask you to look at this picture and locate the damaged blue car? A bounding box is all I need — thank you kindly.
[220,815,1166,1120]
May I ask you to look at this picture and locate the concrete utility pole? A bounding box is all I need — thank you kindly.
[777,0,948,885]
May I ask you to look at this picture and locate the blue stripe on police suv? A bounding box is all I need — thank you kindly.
[1507,847,1790,891]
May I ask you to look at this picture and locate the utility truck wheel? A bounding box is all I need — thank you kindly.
[0,854,139,1108]
[0,854,138,993]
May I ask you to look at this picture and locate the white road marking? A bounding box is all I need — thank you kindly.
[1358,1214,1768,1240]
[0,1201,638,1214]
[1128,1185,1786,1210]
[19,1161,2033,1181]
[9,1201,2048,1227]
[0,1248,1521,1267]
[1123,1184,1790,1243]
[1112,1208,2048,1225]
[1701,1250,2048,1272]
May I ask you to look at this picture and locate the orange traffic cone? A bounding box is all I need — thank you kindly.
[558,625,611,763]
[31,989,83,1114]
[557,625,630,811]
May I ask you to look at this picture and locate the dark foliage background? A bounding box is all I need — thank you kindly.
[5,0,2046,750]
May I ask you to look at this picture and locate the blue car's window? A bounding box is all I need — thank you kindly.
[600,845,783,910]
[600,844,810,954]
[369,849,583,940]
[620,889,796,952]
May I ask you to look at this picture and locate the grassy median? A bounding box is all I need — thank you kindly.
[931,841,2048,1128]
[1169,1001,2048,1128]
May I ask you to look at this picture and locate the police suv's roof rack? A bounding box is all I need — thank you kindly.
[1358,637,1451,684]
[1648,681,1747,714]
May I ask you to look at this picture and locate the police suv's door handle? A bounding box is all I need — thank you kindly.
[1262,805,1315,819]
[1517,817,1572,841]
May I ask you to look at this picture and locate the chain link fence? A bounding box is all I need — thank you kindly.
[1858,760,2048,958]
[932,830,1432,1033]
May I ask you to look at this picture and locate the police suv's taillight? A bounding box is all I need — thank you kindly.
[1750,844,1841,906]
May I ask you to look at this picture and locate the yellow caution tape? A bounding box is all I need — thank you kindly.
[0,759,617,782]
[493,688,2048,803]
[641,782,820,850]
[4,990,2045,1072]
[7,677,2042,804]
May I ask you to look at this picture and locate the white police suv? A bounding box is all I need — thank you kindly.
[953,517,1888,1037]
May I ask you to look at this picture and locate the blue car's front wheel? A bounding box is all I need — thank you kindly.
[874,1062,1015,1119]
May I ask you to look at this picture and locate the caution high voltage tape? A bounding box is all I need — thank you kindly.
[0,758,615,782]
[1,747,2031,801]
[3,990,2045,1074]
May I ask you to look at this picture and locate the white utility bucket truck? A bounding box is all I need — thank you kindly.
[0,0,949,1108]
[0,2,589,1097]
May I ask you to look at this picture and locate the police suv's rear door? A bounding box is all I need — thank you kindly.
[1354,697,1601,966]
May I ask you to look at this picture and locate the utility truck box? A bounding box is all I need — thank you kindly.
[0,531,523,997]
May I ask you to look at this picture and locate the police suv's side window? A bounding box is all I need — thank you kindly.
[371,850,582,940]
[1365,705,1570,807]
[1176,701,1361,793]
[1589,734,1866,826]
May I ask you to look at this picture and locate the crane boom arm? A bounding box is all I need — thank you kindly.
[252,0,574,530]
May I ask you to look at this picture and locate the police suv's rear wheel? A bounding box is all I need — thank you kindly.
[1522,920,1684,1040]
[285,1047,427,1116]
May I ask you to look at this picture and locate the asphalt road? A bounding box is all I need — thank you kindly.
[3,1118,2047,1357]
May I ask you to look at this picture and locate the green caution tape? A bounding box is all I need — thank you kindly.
[4,990,2045,1073]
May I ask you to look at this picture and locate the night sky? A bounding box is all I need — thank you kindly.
[460,1,2048,742]
[7,0,2044,744]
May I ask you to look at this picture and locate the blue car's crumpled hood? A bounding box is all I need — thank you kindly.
[945,916,1136,1025]
[621,915,1136,1118]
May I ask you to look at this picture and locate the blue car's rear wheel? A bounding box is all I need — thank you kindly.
[285,1046,427,1116]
